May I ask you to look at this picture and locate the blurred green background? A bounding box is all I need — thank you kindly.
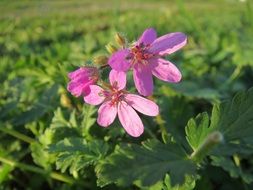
[0,0,253,189]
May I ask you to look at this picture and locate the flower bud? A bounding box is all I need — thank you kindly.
[190,131,223,162]
[67,67,99,97]
[114,32,126,46]
[93,55,108,66]
[60,93,72,108]
[106,43,118,54]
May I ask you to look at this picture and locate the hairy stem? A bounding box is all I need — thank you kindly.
[0,125,35,144]
[190,131,223,162]
[0,156,75,184]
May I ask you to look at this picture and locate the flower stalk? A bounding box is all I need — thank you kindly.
[0,125,35,144]
[190,131,223,162]
[0,156,75,184]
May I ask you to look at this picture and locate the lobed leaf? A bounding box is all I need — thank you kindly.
[48,137,109,175]
[185,87,253,183]
[96,139,196,187]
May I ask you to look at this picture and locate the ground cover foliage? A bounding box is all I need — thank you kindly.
[0,0,253,189]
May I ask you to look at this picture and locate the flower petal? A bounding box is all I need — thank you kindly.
[118,101,144,137]
[150,58,182,83]
[133,65,153,96]
[137,28,157,45]
[124,94,159,116]
[97,101,117,127]
[67,79,91,97]
[68,68,86,79]
[68,67,97,79]
[83,85,105,105]
[108,49,131,71]
[109,70,126,90]
[150,32,187,55]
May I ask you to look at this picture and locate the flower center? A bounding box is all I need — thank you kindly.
[129,43,155,65]
[109,89,124,106]
[99,84,125,106]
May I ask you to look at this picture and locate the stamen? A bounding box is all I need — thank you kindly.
[130,43,155,66]
[108,88,125,106]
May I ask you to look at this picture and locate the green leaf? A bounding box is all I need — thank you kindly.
[185,112,213,151]
[50,108,77,129]
[211,88,253,145]
[138,174,196,190]
[30,128,55,170]
[163,174,196,190]
[186,88,253,156]
[0,164,13,183]
[30,142,53,170]
[49,108,80,142]
[96,139,196,187]
[172,81,221,101]
[211,156,253,184]
[48,137,109,175]
[185,88,253,183]
[13,85,58,126]
[81,105,97,138]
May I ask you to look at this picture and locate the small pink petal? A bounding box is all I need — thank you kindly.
[108,49,131,72]
[118,101,144,137]
[150,58,182,83]
[109,70,126,90]
[68,67,97,79]
[68,68,85,79]
[67,67,99,97]
[67,79,90,97]
[81,80,93,95]
[133,65,153,96]
[97,101,117,127]
[124,94,159,116]
[137,28,157,45]
[83,85,105,105]
[150,32,187,55]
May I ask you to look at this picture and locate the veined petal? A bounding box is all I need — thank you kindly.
[137,28,157,45]
[68,68,86,79]
[108,49,131,71]
[83,85,105,105]
[97,101,117,127]
[133,65,153,96]
[118,101,144,137]
[68,67,97,79]
[124,94,159,116]
[109,70,126,90]
[150,58,182,83]
[150,32,187,55]
[67,79,90,97]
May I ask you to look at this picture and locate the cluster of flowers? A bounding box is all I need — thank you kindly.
[67,28,187,137]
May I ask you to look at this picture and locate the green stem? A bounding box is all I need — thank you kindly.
[190,131,223,162]
[227,65,243,84]
[156,114,169,143]
[0,126,35,144]
[99,64,109,70]
[0,156,75,184]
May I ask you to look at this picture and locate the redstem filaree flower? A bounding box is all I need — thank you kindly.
[83,70,159,137]
[108,28,187,96]
[67,28,187,137]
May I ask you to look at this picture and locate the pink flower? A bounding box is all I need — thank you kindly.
[83,70,159,137]
[108,28,187,96]
[67,67,99,97]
